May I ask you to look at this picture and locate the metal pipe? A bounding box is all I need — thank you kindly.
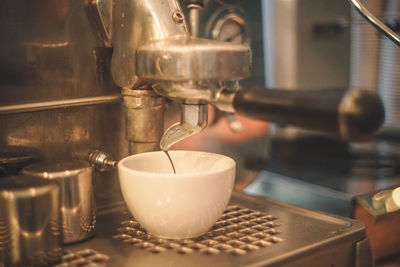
[123,88,164,154]
[187,1,204,37]
[0,94,122,115]
[348,0,400,45]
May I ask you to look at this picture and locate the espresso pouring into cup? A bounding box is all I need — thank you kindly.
[90,150,235,239]
[118,150,235,239]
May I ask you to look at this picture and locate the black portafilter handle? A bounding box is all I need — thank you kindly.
[233,88,385,141]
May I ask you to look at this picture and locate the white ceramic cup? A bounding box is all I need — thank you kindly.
[117,150,236,239]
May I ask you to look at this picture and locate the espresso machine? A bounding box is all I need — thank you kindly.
[0,0,389,266]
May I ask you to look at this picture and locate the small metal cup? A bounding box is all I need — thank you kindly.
[0,175,62,266]
[22,160,96,244]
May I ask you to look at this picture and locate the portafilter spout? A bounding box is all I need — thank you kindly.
[160,104,208,151]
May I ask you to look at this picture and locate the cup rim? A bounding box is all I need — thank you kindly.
[118,150,235,178]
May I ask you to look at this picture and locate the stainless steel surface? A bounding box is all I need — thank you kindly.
[114,205,283,255]
[134,33,251,150]
[56,249,110,267]
[0,176,62,266]
[111,0,188,89]
[122,88,164,154]
[0,94,121,115]
[161,104,208,151]
[64,191,371,266]
[211,13,247,44]
[348,0,400,45]
[113,205,284,255]
[0,0,127,208]
[246,170,355,217]
[187,1,204,37]
[245,138,400,217]
[136,37,251,82]
[88,150,118,172]
[21,160,96,244]
[0,2,120,105]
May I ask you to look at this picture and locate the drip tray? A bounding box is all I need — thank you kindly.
[113,205,283,256]
[65,191,371,267]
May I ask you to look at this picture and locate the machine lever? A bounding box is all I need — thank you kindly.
[233,88,384,141]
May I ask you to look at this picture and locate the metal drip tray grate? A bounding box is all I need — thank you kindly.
[62,192,368,266]
[113,205,283,256]
[54,249,110,267]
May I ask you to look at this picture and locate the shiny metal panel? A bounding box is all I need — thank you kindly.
[0,1,119,105]
[0,0,126,205]
[0,104,126,162]
[0,176,62,266]
[111,0,188,88]
[21,161,96,244]
[136,37,251,82]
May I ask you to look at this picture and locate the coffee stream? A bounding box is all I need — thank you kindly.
[164,151,176,174]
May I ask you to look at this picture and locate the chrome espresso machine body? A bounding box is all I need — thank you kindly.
[0,0,386,266]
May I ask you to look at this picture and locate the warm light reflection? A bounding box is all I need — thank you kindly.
[22,41,70,48]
